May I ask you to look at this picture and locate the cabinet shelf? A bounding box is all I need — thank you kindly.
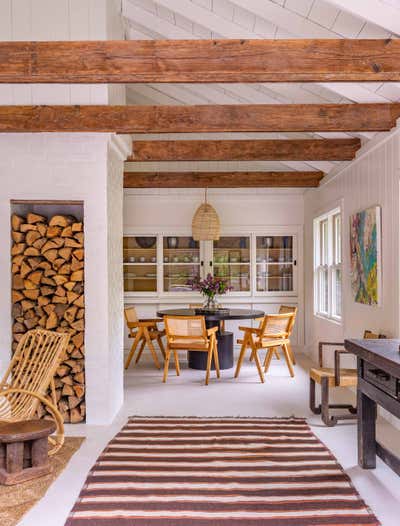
[124,233,297,295]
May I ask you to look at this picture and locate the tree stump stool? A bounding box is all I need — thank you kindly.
[0,420,56,485]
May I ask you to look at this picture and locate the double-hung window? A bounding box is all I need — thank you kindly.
[314,208,342,322]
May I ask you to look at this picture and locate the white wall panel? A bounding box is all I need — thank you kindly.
[304,127,400,364]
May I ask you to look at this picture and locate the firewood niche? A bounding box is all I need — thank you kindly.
[11,211,85,424]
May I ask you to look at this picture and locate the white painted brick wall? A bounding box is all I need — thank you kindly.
[0,133,129,425]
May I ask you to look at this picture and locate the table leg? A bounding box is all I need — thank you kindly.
[358,387,377,469]
[188,320,234,370]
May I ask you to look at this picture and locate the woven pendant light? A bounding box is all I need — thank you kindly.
[192,188,220,241]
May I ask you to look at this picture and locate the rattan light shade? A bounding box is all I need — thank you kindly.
[192,202,220,241]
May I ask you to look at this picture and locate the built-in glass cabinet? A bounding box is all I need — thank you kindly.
[163,236,200,293]
[213,236,250,293]
[256,236,295,292]
[123,236,157,293]
[123,232,297,296]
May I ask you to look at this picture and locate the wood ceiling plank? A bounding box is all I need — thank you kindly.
[1,39,400,83]
[128,138,361,161]
[123,171,324,188]
[0,104,399,133]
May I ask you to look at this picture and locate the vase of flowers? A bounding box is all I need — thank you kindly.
[188,273,233,311]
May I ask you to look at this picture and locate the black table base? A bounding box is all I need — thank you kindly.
[188,331,234,371]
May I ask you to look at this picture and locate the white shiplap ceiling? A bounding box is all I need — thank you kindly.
[122,0,400,177]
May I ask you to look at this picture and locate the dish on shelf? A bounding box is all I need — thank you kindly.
[145,273,157,278]
[135,237,157,249]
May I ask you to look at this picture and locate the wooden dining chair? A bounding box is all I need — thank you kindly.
[0,329,70,455]
[188,303,226,331]
[124,307,165,370]
[276,305,298,364]
[163,315,219,385]
[246,316,281,362]
[235,313,295,383]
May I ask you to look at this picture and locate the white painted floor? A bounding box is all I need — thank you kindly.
[18,352,400,526]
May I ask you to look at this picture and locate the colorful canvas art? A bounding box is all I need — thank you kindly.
[350,206,381,305]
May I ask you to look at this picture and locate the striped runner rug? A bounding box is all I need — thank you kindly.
[65,416,380,526]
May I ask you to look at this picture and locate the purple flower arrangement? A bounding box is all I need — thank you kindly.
[188,273,233,309]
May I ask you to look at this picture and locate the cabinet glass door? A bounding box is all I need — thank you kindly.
[163,236,200,293]
[213,236,250,293]
[256,236,294,292]
[123,236,157,293]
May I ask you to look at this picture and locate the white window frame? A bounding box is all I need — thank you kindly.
[314,207,342,322]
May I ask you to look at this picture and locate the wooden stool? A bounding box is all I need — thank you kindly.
[0,420,56,485]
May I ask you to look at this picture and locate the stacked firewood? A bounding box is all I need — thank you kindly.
[11,212,85,423]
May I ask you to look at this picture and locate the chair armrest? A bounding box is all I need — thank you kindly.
[262,332,287,339]
[334,349,352,387]
[238,326,260,334]
[207,326,218,336]
[127,321,139,329]
[138,320,162,328]
[318,341,345,368]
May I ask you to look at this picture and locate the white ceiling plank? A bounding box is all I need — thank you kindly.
[226,0,393,105]
[325,0,400,35]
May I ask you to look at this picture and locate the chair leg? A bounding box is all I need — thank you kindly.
[252,348,265,384]
[163,348,171,383]
[205,348,213,386]
[282,343,295,378]
[157,335,166,359]
[173,350,180,376]
[286,342,296,365]
[234,335,249,378]
[213,338,220,379]
[135,339,146,364]
[124,330,142,369]
[263,349,275,373]
[273,348,281,360]
[309,377,322,415]
[321,376,337,426]
[143,327,161,369]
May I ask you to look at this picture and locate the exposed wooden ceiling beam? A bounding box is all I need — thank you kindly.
[128,138,361,161]
[1,39,400,83]
[123,171,324,188]
[1,104,399,133]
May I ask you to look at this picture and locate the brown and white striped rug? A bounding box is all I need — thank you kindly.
[65,416,379,526]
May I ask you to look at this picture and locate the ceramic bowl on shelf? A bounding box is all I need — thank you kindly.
[151,257,156,263]
[129,257,136,263]
[164,256,169,263]
[139,257,146,263]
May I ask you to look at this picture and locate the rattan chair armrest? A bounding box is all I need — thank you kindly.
[127,321,139,329]
[318,341,345,368]
[334,349,352,387]
[207,326,218,336]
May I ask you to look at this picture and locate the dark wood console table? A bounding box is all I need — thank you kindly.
[345,338,400,476]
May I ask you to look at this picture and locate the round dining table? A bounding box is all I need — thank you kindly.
[156,308,264,371]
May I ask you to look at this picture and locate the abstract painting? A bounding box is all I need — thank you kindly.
[350,206,381,305]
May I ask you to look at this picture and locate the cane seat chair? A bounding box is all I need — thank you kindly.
[310,330,386,426]
[277,305,298,364]
[189,304,226,331]
[163,316,219,385]
[0,329,70,455]
[124,307,165,370]
[235,312,295,383]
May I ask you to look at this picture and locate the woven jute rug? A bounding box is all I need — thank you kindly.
[0,436,84,526]
[65,417,379,526]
